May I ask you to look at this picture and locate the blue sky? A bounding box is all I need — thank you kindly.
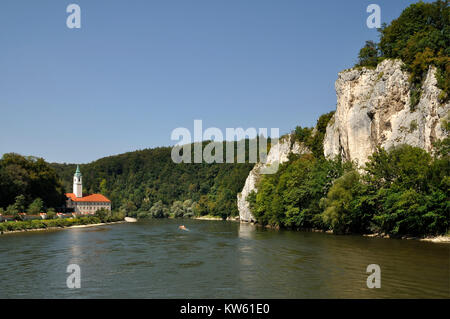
[0,0,426,163]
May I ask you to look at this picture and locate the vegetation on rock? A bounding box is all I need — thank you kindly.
[356,0,449,106]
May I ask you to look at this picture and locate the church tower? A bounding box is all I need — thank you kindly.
[73,165,83,198]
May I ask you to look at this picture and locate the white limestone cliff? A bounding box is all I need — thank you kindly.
[237,59,449,223]
[237,135,308,222]
[323,59,449,166]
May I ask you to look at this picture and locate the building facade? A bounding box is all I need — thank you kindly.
[66,165,111,215]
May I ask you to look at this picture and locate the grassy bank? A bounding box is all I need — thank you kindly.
[0,215,124,234]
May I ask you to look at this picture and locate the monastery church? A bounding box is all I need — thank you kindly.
[66,165,111,214]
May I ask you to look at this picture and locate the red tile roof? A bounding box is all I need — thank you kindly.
[66,193,111,203]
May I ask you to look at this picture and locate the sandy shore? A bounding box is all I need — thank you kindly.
[241,221,450,243]
[419,236,450,243]
[193,216,223,221]
[0,220,125,235]
[362,233,450,243]
[192,216,240,222]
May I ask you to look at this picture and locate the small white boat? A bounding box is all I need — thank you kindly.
[124,217,138,223]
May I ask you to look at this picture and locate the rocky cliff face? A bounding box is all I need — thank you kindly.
[237,59,449,222]
[237,135,307,222]
[324,59,449,166]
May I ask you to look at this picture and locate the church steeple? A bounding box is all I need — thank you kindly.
[73,165,83,198]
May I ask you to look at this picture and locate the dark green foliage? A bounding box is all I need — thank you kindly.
[51,141,256,218]
[361,144,449,236]
[292,111,335,158]
[357,0,449,104]
[27,198,44,215]
[321,171,370,234]
[357,41,381,68]
[0,153,65,210]
[95,207,110,223]
[0,215,124,233]
[293,126,313,144]
[249,154,350,229]
[250,139,449,237]
[149,200,169,218]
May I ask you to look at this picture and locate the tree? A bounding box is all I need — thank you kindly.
[14,194,27,213]
[6,204,19,220]
[99,178,108,195]
[119,200,137,217]
[5,195,27,220]
[27,198,44,215]
[171,201,184,218]
[95,208,109,223]
[357,41,380,68]
[0,153,65,209]
[321,171,365,234]
[364,144,449,236]
[46,208,56,220]
[150,201,168,218]
[182,199,195,218]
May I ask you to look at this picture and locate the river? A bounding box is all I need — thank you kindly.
[0,219,448,298]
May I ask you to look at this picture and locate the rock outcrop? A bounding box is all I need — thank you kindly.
[324,59,449,166]
[237,135,308,222]
[237,59,449,222]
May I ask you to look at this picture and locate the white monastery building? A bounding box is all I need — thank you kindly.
[66,165,111,215]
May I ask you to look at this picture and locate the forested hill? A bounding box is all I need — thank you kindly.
[50,140,261,218]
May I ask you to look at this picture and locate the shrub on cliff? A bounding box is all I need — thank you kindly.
[357,0,449,104]
[357,41,381,68]
[293,111,335,159]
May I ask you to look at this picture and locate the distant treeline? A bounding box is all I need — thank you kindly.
[0,154,66,215]
[50,139,269,219]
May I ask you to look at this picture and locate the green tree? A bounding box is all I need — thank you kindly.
[27,198,44,215]
[6,204,19,220]
[357,40,380,68]
[95,208,109,223]
[150,201,169,218]
[14,194,27,213]
[46,208,56,220]
[0,153,65,210]
[321,171,366,234]
[182,199,194,218]
[171,201,184,218]
[364,145,449,236]
[99,178,108,195]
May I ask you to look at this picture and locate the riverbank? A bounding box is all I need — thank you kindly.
[243,220,450,243]
[0,217,125,235]
[192,215,240,222]
[362,233,450,243]
[193,216,222,220]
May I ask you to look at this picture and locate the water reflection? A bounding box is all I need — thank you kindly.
[67,229,83,265]
[0,220,448,298]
